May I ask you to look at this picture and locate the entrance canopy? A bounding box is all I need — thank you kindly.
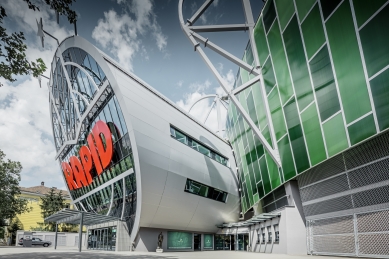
[45,209,122,252]
[44,208,122,226]
[217,212,281,228]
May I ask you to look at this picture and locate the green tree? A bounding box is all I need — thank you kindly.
[0,0,77,87]
[0,149,31,227]
[38,187,66,232]
[37,187,78,232]
[6,218,23,245]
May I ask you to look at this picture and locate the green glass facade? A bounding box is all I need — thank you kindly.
[227,0,389,214]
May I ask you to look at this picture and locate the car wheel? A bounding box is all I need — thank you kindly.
[43,243,49,247]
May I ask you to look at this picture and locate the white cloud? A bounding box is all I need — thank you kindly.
[176,69,235,138]
[92,0,168,71]
[0,0,73,190]
[213,0,220,6]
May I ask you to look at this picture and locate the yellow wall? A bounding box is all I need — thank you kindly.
[17,193,72,231]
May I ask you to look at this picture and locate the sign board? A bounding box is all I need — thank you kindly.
[167,231,192,250]
[203,234,213,249]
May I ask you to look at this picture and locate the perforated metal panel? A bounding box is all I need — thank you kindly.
[312,235,355,255]
[311,216,354,235]
[300,131,389,258]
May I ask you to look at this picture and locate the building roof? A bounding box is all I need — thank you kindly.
[20,183,69,198]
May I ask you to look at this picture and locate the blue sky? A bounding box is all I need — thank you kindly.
[0,0,263,190]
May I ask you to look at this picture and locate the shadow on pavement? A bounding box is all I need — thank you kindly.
[0,252,178,259]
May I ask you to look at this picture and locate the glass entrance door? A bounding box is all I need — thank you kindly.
[194,234,201,250]
[215,235,232,250]
[88,226,116,251]
[237,234,249,251]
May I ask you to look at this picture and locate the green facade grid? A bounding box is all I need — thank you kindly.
[227,0,389,214]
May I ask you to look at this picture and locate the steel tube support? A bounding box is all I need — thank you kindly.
[78,212,84,252]
[186,0,213,25]
[195,44,281,166]
[178,0,281,166]
[54,223,58,250]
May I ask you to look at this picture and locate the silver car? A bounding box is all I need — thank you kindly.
[30,237,52,247]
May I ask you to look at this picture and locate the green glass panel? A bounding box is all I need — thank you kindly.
[370,68,389,131]
[254,17,270,65]
[301,4,326,60]
[259,156,272,193]
[323,113,348,157]
[359,4,389,78]
[237,115,248,149]
[248,163,258,196]
[267,20,294,104]
[246,128,256,165]
[263,0,277,33]
[352,0,387,27]
[247,91,259,127]
[245,174,254,207]
[268,87,287,140]
[262,126,272,145]
[348,114,376,145]
[246,45,254,66]
[326,1,371,123]
[253,133,265,158]
[265,151,281,189]
[263,58,276,94]
[284,99,310,173]
[320,0,342,20]
[295,0,316,21]
[278,135,296,181]
[257,181,265,198]
[242,182,250,211]
[254,193,259,204]
[310,45,340,121]
[283,15,314,110]
[253,159,262,183]
[240,67,250,84]
[300,104,327,166]
[275,0,295,31]
[252,83,267,129]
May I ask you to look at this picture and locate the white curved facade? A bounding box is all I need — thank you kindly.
[49,35,239,251]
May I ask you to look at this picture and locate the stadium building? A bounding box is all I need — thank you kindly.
[47,0,389,257]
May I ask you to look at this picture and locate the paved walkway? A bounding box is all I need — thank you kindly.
[0,247,355,259]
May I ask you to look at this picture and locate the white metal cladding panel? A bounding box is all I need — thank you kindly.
[107,62,239,232]
[110,64,234,159]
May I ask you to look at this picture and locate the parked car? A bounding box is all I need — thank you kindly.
[18,237,52,247]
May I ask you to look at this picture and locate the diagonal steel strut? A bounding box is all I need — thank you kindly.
[178,0,281,167]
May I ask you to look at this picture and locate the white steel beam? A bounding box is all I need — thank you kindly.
[189,24,249,32]
[178,0,281,166]
[186,0,214,25]
[232,75,261,95]
[191,32,260,74]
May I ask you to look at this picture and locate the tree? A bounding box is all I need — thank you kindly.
[37,187,77,232]
[0,0,77,87]
[6,218,23,245]
[0,149,31,227]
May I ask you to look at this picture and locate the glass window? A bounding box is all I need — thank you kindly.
[174,130,188,145]
[261,229,266,244]
[184,179,227,203]
[274,225,279,242]
[170,126,229,166]
[267,226,272,243]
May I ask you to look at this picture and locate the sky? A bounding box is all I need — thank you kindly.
[0,0,264,190]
